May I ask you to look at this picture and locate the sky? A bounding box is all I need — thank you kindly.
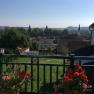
[0,0,94,28]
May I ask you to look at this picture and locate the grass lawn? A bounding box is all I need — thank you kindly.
[14,57,64,64]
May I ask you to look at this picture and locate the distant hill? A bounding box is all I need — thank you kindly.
[66,26,89,31]
[0,26,29,30]
[66,26,90,34]
[0,26,5,30]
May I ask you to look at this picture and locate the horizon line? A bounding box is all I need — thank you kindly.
[0,25,89,28]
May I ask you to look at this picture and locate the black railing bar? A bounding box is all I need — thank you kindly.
[0,54,69,58]
[56,66,59,82]
[32,64,94,67]
[63,59,66,77]
[79,60,81,65]
[25,64,27,92]
[2,54,94,60]
[31,92,52,94]
[37,58,39,93]
[43,64,46,91]
[34,63,70,66]
[31,58,33,92]
[1,62,70,66]
[74,56,94,60]
[82,65,94,67]
[3,62,94,67]
[50,66,52,93]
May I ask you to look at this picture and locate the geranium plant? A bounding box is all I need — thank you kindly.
[0,64,31,93]
[53,65,89,94]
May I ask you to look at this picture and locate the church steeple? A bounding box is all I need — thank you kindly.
[28,25,31,37]
[78,24,80,35]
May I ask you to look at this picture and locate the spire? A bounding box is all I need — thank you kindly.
[77,24,80,35]
[78,24,80,31]
[28,25,31,37]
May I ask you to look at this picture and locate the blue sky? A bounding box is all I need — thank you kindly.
[0,0,94,28]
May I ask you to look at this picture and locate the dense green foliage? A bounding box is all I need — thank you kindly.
[0,27,30,53]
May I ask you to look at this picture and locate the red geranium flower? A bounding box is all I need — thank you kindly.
[19,70,29,79]
[66,70,74,76]
[64,75,70,80]
[68,78,74,81]
[83,79,88,85]
[53,65,89,93]
[73,72,80,76]
[80,73,88,79]
[75,65,83,72]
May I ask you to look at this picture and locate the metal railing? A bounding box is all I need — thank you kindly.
[0,54,94,94]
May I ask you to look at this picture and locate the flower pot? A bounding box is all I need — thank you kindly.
[64,90,84,94]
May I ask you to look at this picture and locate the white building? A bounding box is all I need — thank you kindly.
[0,48,4,54]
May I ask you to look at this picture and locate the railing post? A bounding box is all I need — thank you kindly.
[0,53,3,75]
[70,53,75,69]
[37,57,39,93]
[31,57,33,93]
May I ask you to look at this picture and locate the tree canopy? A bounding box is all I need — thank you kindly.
[0,27,30,49]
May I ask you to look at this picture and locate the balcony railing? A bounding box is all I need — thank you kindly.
[0,54,94,94]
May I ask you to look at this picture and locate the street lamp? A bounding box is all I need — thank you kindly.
[89,23,94,45]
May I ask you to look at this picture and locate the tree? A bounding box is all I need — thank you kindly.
[62,29,69,35]
[31,42,38,50]
[31,28,43,37]
[0,27,30,49]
